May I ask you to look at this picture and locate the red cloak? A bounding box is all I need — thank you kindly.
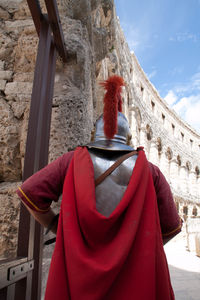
[45,147,174,300]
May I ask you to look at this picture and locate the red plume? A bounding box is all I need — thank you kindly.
[100,75,125,139]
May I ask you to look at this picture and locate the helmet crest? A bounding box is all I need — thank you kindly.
[100,75,125,139]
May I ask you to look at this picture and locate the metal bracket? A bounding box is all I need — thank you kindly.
[8,260,34,281]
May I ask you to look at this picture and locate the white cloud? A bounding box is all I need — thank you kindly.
[172,95,200,133]
[185,99,200,130]
[167,71,200,97]
[147,70,157,79]
[191,72,200,90]
[169,66,184,76]
[169,32,198,43]
[164,90,178,106]
[164,71,200,133]
[172,97,188,114]
[119,21,153,54]
[120,22,141,51]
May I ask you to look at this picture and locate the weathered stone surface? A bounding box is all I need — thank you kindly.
[13,72,34,82]
[13,0,32,19]
[0,182,20,259]
[0,33,16,62]
[5,82,32,96]
[11,101,27,119]
[0,7,10,20]
[5,19,33,33]
[0,80,6,91]
[0,98,21,181]
[0,0,23,13]
[0,70,13,80]
[0,60,5,70]
[13,28,38,72]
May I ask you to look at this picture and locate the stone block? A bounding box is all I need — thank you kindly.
[0,182,20,259]
[0,0,23,13]
[5,19,33,32]
[5,82,32,96]
[11,101,26,119]
[0,7,10,20]
[0,70,13,80]
[13,72,34,82]
[0,98,21,181]
[0,60,5,70]
[0,80,6,91]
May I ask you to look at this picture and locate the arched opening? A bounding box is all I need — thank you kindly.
[166,147,173,160]
[177,155,181,166]
[175,201,179,213]
[195,166,199,177]
[146,124,153,141]
[192,206,198,217]
[183,205,188,215]
[156,137,162,154]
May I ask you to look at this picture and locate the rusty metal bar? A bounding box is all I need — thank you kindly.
[27,0,42,36]
[31,41,57,300]
[44,0,68,61]
[23,17,52,177]
[39,39,57,168]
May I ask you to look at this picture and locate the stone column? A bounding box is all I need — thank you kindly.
[189,171,197,197]
[159,151,170,181]
[170,159,179,190]
[148,141,159,165]
[139,126,148,154]
[130,110,139,148]
[179,166,187,194]
[196,176,200,198]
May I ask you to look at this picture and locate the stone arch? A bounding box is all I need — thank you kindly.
[166,147,173,160]
[146,124,153,141]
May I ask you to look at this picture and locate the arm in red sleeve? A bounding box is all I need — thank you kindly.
[149,162,182,242]
[16,151,74,213]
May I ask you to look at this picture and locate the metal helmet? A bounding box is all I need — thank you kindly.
[87,112,133,151]
[87,75,133,151]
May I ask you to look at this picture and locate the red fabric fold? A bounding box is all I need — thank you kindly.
[45,147,174,300]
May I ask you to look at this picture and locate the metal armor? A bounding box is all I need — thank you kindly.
[88,149,138,217]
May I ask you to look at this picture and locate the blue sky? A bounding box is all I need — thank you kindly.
[115,0,200,133]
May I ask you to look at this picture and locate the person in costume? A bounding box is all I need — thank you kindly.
[17,75,182,300]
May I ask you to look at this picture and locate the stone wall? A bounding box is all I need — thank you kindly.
[0,0,199,260]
